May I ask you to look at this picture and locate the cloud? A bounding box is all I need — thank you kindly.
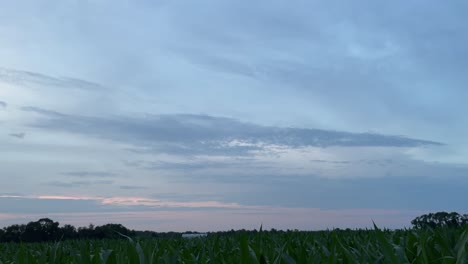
[1,1,466,231]
[22,107,441,157]
[119,185,148,190]
[309,158,397,167]
[142,159,273,172]
[310,159,351,164]
[174,48,257,78]
[0,67,105,91]
[150,192,223,202]
[9,132,25,139]
[0,194,247,213]
[0,101,6,108]
[0,194,425,231]
[215,172,468,211]
[0,202,424,231]
[157,0,468,144]
[47,180,114,188]
[0,192,23,197]
[100,196,243,209]
[61,171,117,178]
[0,195,103,214]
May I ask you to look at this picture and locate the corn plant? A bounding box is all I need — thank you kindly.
[0,225,467,263]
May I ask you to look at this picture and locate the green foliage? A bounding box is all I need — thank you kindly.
[0,226,467,263]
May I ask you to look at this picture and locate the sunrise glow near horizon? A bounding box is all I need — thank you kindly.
[1,0,467,232]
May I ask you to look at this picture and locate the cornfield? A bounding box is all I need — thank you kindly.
[0,224,467,263]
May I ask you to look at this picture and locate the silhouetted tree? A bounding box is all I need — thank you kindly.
[60,224,77,240]
[94,223,132,239]
[77,224,95,239]
[23,218,60,242]
[1,224,26,242]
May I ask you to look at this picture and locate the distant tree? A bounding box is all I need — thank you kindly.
[94,223,132,239]
[411,212,467,229]
[60,224,77,240]
[77,224,95,239]
[0,219,145,242]
[23,218,60,242]
[1,224,26,242]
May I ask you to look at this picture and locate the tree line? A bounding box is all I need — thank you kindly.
[0,211,466,243]
[0,218,180,243]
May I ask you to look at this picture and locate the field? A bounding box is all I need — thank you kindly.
[0,225,467,263]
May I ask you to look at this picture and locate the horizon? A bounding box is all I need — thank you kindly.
[1,0,468,232]
[0,214,432,233]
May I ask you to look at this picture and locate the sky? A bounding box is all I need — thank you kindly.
[1,0,467,232]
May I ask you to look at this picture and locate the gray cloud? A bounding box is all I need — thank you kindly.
[2,172,467,215]
[151,192,221,202]
[309,159,395,167]
[61,171,117,178]
[0,197,105,214]
[0,67,105,91]
[119,185,148,190]
[151,159,467,211]
[9,133,25,139]
[22,107,441,157]
[310,159,351,165]
[172,0,468,86]
[163,0,468,141]
[143,160,273,171]
[0,192,23,197]
[231,173,468,211]
[126,142,261,157]
[47,180,114,188]
[0,101,6,108]
[173,48,257,78]
[1,1,467,231]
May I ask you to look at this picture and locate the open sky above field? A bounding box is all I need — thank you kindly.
[1,0,467,231]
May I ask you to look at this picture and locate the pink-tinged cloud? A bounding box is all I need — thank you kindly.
[0,194,246,209]
[100,197,243,208]
[37,195,96,200]
[0,194,426,231]
[0,213,20,221]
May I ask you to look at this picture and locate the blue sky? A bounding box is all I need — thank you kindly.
[1,0,467,231]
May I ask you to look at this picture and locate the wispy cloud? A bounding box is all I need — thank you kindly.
[0,194,246,210]
[1,173,467,229]
[310,159,351,165]
[47,180,114,188]
[61,171,117,178]
[100,196,243,209]
[0,67,105,91]
[22,107,442,157]
[142,159,273,172]
[119,185,148,190]
[9,132,25,139]
[0,195,425,231]
[1,0,467,231]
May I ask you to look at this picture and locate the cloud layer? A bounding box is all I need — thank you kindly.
[22,107,441,156]
[0,67,104,91]
[0,0,467,231]
[0,195,425,231]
